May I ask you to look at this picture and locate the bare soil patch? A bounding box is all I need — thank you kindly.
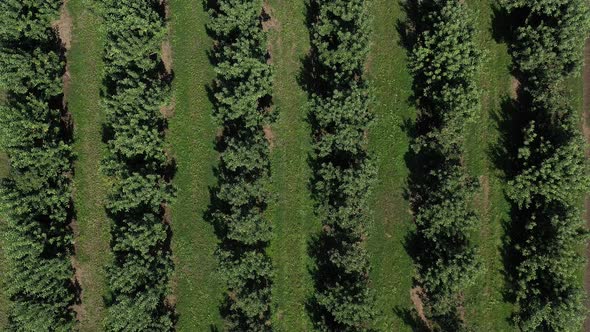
[69,217,87,322]
[410,286,431,330]
[262,2,280,32]
[56,1,73,107]
[509,76,520,101]
[162,40,173,74]
[364,53,374,73]
[53,0,73,50]
[263,126,276,149]
[160,97,176,118]
[161,0,171,19]
[62,68,72,109]
[262,1,280,65]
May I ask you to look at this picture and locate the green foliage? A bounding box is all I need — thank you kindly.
[408,0,482,329]
[501,0,590,90]
[311,0,371,88]
[410,0,482,155]
[413,168,480,317]
[501,0,590,330]
[308,0,376,330]
[207,0,274,330]
[0,1,76,330]
[99,1,174,331]
[506,95,589,332]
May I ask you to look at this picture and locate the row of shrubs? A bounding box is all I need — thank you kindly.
[99,1,175,330]
[501,0,590,330]
[0,1,76,330]
[307,1,376,330]
[207,0,274,331]
[407,0,482,330]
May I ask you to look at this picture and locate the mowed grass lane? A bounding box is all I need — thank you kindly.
[67,1,110,330]
[167,0,223,329]
[265,0,316,330]
[463,0,514,329]
[366,0,415,330]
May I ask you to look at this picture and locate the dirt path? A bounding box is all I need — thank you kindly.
[582,37,590,332]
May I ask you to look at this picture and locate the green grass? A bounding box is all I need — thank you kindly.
[366,0,415,330]
[265,1,316,330]
[66,1,111,330]
[564,40,586,322]
[463,0,516,330]
[167,1,223,330]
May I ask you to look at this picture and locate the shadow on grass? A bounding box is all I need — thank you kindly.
[393,307,431,332]
[487,5,535,327]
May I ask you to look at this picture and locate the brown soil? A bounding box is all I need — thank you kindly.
[69,217,86,321]
[262,2,280,32]
[411,287,431,330]
[262,1,280,66]
[56,1,73,107]
[163,204,176,307]
[62,68,72,109]
[161,40,173,74]
[457,294,466,323]
[59,1,80,319]
[161,0,171,19]
[582,37,590,332]
[215,128,224,146]
[264,125,276,149]
[53,0,73,50]
[160,97,175,118]
[509,76,520,101]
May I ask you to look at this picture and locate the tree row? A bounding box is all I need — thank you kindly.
[0,1,76,330]
[207,0,274,330]
[307,0,376,330]
[100,1,175,330]
[408,0,482,330]
[502,0,590,330]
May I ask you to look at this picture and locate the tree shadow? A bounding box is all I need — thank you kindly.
[393,307,431,332]
[490,4,512,44]
[303,232,326,329]
[395,0,420,53]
